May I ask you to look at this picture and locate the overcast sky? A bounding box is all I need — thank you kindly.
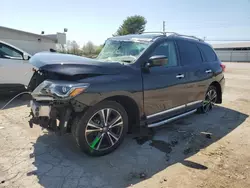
[2,0,250,46]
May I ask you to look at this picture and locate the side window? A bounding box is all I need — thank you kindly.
[198,44,217,62]
[150,41,177,67]
[176,40,202,65]
[0,43,23,59]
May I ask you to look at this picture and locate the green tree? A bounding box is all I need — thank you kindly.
[95,45,103,55]
[115,15,147,36]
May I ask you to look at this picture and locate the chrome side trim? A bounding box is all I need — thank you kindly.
[146,104,186,119]
[186,100,202,107]
[147,109,197,128]
[146,100,202,119]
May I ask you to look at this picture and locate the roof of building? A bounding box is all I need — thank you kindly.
[212,42,250,49]
[0,26,58,42]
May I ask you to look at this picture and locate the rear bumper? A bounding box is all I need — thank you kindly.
[220,76,225,94]
[217,76,225,104]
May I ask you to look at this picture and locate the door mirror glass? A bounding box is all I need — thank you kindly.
[147,55,168,67]
[23,53,29,60]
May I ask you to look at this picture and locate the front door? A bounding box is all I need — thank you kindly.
[142,40,188,121]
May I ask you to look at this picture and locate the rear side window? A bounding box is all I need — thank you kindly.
[198,44,217,62]
[176,40,202,65]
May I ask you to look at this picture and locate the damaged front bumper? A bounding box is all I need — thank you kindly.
[29,97,88,135]
[28,78,90,134]
[30,100,51,117]
[29,100,72,134]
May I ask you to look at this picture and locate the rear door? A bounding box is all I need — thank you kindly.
[143,40,189,121]
[0,42,33,86]
[176,39,212,110]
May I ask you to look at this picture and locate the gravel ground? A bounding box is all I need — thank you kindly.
[0,62,250,188]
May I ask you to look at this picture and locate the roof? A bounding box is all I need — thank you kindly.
[0,26,57,42]
[109,33,163,42]
[109,33,205,44]
[212,42,250,49]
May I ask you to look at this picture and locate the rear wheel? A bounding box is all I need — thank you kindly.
[198,85,218,113]
[74,101,128,156]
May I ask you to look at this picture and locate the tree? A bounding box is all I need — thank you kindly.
[82,41,95,55]
[66,40,80,55]
[114,15,147,36]
[95,45,103,55]
[70,40,80,55]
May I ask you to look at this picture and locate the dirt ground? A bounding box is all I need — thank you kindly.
[0,62,250,188]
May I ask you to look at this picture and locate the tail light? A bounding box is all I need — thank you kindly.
[220,64,226,72]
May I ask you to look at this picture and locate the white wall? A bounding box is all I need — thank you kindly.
[0,28,56,55]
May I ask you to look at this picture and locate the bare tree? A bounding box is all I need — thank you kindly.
[82,41,95,55]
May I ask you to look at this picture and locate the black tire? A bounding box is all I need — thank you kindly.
[74,100,128,156]
[198,85,218,113]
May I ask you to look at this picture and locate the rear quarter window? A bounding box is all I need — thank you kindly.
[198,43,217,62]
[176,40,202,65]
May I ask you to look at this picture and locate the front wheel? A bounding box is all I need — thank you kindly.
[198,85,218,113]
[74,101,128,156]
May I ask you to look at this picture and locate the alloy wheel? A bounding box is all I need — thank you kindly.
[202,88,217,113]
[85,108,124,151]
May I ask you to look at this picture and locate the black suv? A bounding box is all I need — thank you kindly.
[28,32,225,156]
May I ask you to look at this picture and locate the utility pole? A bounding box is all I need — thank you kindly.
[163,21,166,34]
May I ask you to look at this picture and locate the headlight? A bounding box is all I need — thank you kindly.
[32,80,89,99]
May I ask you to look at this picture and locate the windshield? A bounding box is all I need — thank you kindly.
[96,40,151,63]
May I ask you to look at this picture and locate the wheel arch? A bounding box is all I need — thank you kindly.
[100,95,141,132]
[210,81,222,103]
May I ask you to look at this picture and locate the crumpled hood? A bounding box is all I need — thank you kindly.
[29,52,127,76]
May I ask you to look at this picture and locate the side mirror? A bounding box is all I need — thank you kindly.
[146,55,168,68]
[23,53,30,60]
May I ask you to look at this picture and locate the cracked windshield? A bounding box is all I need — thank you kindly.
[97,40,150,63]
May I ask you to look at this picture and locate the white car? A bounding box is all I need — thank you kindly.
[0,41,34,93]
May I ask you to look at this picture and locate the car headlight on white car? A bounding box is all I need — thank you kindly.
[32,80,89,99]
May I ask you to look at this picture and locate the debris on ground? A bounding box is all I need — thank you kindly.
[200,132,212,139]
[139,172,147,179]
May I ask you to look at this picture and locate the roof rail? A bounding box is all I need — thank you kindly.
[142,31,203,41]
[171,33,204,41]
[141,32,165,35]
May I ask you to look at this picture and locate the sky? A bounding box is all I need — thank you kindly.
[2,0,250,46]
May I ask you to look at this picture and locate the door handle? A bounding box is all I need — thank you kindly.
[205,69,212,73]
[176,74,185,79]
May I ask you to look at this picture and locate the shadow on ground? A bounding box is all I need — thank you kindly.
[28,106,248,188]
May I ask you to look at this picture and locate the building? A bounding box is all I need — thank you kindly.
[212,42,250,62]
[0,26,66,55]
